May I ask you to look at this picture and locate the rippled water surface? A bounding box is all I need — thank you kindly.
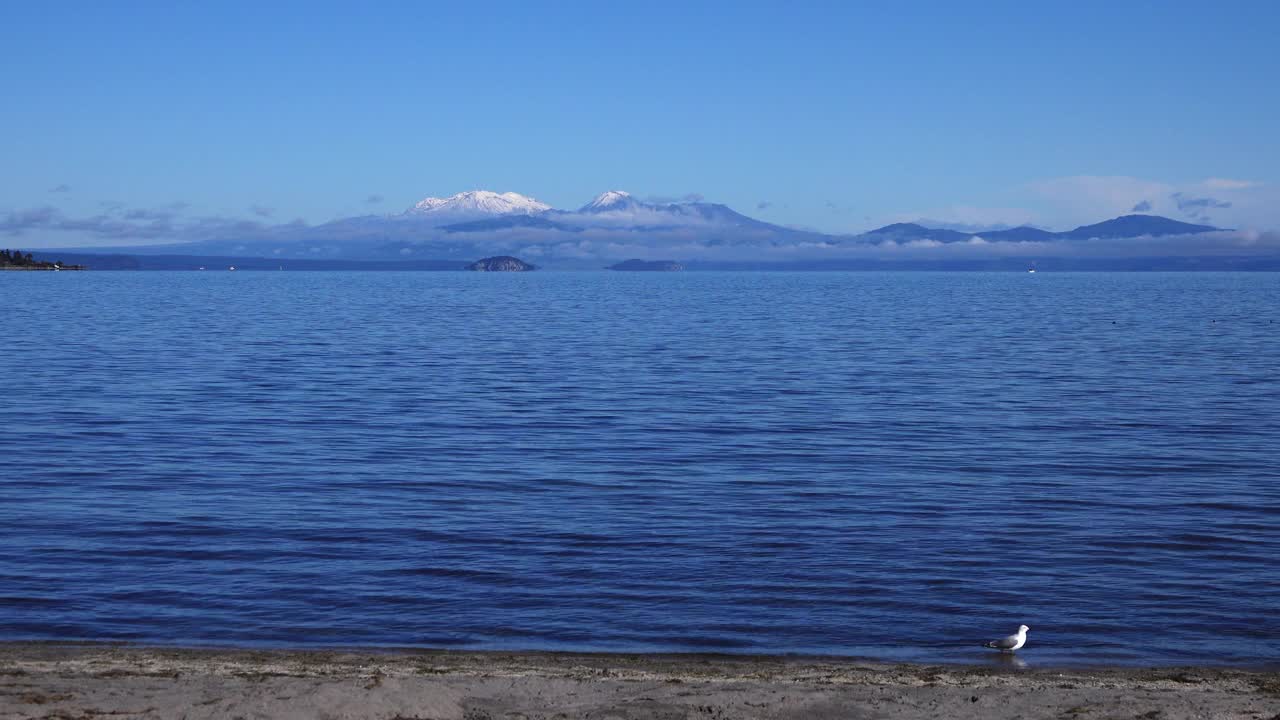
[2,271,1277,666]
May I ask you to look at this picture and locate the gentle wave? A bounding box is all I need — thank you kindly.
[1,271,1277,665]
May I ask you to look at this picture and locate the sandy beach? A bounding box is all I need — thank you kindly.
[1,644,1275,720]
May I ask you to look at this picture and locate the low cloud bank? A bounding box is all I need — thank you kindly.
[1,204,295,247]
[841,230,1279,261]
[384,225,1280,264]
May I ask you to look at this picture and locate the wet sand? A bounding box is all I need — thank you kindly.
[1,644,1276,719]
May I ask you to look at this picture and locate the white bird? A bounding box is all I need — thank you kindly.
[984,624,1030,652]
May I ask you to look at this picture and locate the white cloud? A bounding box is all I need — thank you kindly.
[1203,178,1260,190]
[840,229,1277,262]
[1030,175,1175,220]
[892,204,1040,232]
[1027,175,1277,230]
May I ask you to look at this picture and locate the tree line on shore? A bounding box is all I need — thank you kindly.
[1,249,79,269]
[1,249,38,266]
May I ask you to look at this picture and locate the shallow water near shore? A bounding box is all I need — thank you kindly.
[1,271,1277,666]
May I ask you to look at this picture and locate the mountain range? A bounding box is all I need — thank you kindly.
[862,215,1221,244]
[326,189,1227,243]
[39,189,1250,269]
[396,190,799,236]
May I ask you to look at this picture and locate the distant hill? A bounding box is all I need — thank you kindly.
[860,223,975,244]
[861,215,1225,244]
[467,256,536,271]
[1060,215,1222,239]
[973,226,1059,242]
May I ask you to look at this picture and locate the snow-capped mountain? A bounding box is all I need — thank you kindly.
[433,189,791,235]
[66,184,1247,270]
[404,190,550,224]
[580,190,644,213]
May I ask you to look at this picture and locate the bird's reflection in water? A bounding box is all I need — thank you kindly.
[984,653,1028,670]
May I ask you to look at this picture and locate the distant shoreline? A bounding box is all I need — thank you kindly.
[1,644,1275,719]
[22,250,1280,271]
[4,641,1275,671]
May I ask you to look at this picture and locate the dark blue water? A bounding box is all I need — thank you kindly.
[1,271,1277,667]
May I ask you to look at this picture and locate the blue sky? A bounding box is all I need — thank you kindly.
[2,1,1277,246]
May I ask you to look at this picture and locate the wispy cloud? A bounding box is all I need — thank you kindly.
[48,184,71,193]
[122,207,180,222]
[645,192,704,204]
[1204,178,1260,190]
[0,206,60,234]
[1027,174,1277,229]
[890,204,1040,232]
[1171,192,1231,223]
[913,219,1022,233]
[0,203,287,245]
[1171,193,1231,211]
[1032,175,1174,221]
[1,206,173,240]
[509,227,1278,264]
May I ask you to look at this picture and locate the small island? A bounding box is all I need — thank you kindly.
[1,249,84,271]
[607,259,684,271]
[467,256,536,271]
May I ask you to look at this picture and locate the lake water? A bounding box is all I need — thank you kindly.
[1,271,1277,667]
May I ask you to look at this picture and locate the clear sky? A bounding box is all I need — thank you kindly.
[2,1,1277,246]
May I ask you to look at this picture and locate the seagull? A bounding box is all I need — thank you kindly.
[984,624,1030,653]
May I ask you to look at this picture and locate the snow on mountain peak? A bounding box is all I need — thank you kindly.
[409,190,551,216]
[582,190,640,212]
